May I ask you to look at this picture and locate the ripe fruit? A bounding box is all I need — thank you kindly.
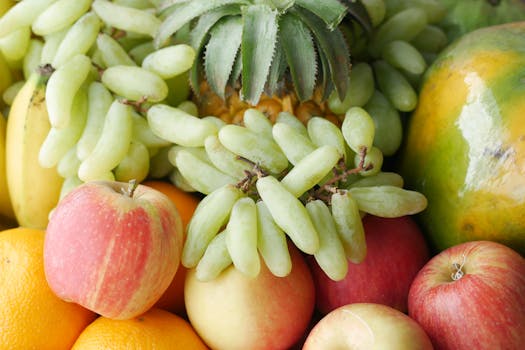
[309,215,430,314]
[185,244,315,350]
[44,180,183,320]
[143,180,201,317]
[303,303,433,350]
[0,111,14,220]
[71,308,208,350]
[408,240,525,350]
[0,227,96,350]
[399,22,525,255]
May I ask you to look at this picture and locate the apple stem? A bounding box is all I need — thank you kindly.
[450,254,467,281]
[124,179,138,198]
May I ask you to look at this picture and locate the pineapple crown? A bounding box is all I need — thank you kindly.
[155,0,371,106]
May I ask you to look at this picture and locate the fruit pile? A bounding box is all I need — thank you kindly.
[1,0,525,349]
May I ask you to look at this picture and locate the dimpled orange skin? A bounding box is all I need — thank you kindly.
[399,22,525,255]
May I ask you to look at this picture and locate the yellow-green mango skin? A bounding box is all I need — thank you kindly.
[399,22,525,255]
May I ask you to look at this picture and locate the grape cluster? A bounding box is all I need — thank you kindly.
[171,107,427,281]
[0,0,196,198]
[328,0,449,156]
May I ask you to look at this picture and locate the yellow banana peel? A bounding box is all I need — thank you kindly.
[6,67,64,229]
[0,111,14,219]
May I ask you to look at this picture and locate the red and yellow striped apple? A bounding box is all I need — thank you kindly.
[408,240,525,350]
[43,180,183,320]
[184,244,315,350]
[303,303,433,350]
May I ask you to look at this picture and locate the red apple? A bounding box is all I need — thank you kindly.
[184,244,315,350]
[408,240,525,350]
[309,215,430,314]
[303,303,434,349]
[44,180,183,320]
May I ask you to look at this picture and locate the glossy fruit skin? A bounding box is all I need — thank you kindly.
[399,22,525,255]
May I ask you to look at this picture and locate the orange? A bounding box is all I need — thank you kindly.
[142,180,201,316]
[142,180,201,230]
[71,308,209,349]
[0,227,97,349]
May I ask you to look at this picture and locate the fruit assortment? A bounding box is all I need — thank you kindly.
[1,0,525,349]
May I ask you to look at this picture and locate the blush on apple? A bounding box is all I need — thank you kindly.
[408,240,525,350]
[44,180,184,320]
[184,243,315,350]
[303,303,433,350]
[309,215,430,314]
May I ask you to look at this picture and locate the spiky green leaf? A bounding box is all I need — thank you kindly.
[241,4,279,105]
[265,37,287,96]
[340,0,373,33]
[155,0,248,48]
[279,13,316,101]
[292,7,350,100]
[204,16,243,99]
[294,0,347,29]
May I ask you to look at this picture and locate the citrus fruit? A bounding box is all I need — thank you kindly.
[0,227,97,349]
[71,307,208,349]
[398,22,525,255]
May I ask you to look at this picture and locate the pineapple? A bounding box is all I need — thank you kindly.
[155,0,370,125]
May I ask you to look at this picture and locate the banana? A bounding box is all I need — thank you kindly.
[5,67,64,229]
[0,111,15,220]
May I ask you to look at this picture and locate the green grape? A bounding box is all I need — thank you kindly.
[76,82,114,160]
[195,231,232,282]
[381,40,426,75]
[0,26,31,63]
[327,62,375,114]
[275,111,309,137]
[40,27,68,65]
[182,184,244,268]
[46,54,91,129]
[204,134,253,180]
[128,40,155,65]
[255,200,292,277]
[348,185,428,217]
[256,175,320,255]
[373,60,418,112]
[39,86,88,168]
[219,125,289,175]
[168,168,196,192]
[0,0,57,38]
[57,146,81,178]
[101,65,168,102]
[331,191,367,264]
[341,106,376,155]
[31,0,92,36]
[368,7,427,58]
[363,90,403,156]
[92,0,161,38]
[306,200,348,281]
[410,24,448,53]
[307,116,347,160]
[52,12,102,68]
[23,39,44,80]
[355,145,383,177]
[131,111,171,149]
[148,146,174,179]
[280,145,340,198]
[242,108,273,139]
[147,104,218,147]
[171,147,238,195]
[77,100,133,182]
[2,81,25,106]
[142,44,196,79]
[59,175,83,200]
[113,140,150,183]
[225,197,260,278]
[96,33,137,67]
[360,0,387,27]
[383,0,447,24]
[272,122,316,166]
[176,100,198,116]
[348,171,404,189]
